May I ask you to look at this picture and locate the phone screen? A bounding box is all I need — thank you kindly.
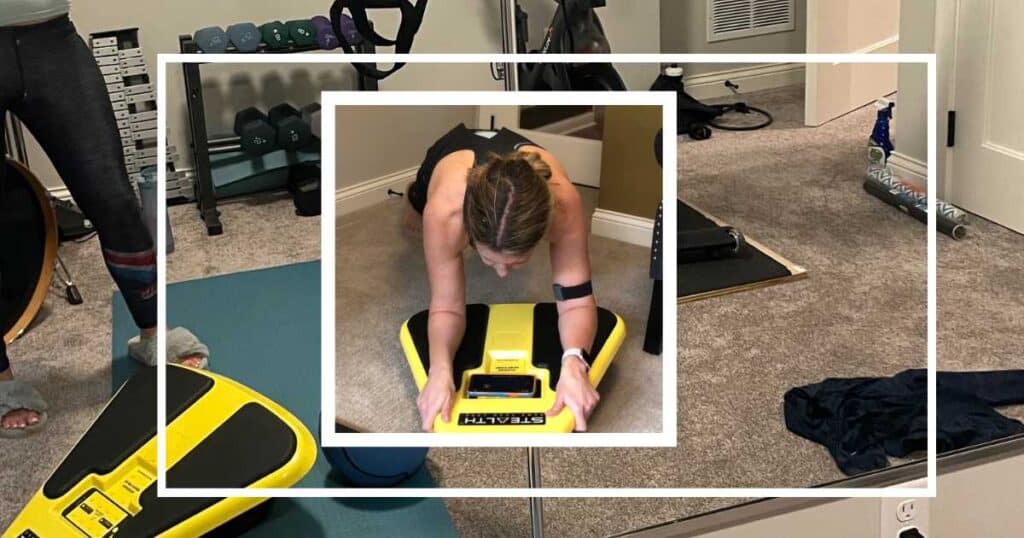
[467,374,537,398]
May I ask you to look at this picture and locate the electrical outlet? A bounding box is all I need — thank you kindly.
[896,499,918,522]
[880,479,931,537]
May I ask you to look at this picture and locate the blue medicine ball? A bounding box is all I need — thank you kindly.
[320,418,428,487]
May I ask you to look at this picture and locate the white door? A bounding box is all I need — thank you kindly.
[948,0,1024,232]
[476,106,604,188]
[804,0,900,126]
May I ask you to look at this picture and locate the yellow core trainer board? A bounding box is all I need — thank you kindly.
[4,365,316,538]
[401,303,625,433]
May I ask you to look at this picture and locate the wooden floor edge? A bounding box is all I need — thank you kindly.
[678,271,809,304]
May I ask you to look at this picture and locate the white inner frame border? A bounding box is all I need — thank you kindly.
[323,90,676,449]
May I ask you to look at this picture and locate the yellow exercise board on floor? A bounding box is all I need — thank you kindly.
[400,303,625,433]
[4,365,316,538]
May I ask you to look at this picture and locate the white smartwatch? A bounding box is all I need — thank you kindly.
[561,348,591,371]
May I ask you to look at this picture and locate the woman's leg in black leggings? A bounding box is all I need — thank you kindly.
[9,17,156,331]
[0,337,25,428]
[0,338,9,376]
[1,31,18,376]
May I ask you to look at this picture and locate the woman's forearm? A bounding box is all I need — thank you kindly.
[557,299,598,357]
[426,309,466,377]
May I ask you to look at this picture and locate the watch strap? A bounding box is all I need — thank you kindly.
[561,347,591,371]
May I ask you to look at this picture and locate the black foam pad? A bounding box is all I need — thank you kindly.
[407,303,620,390]
[111,403,294,536]
[408,304,489,391]
[43,367,298,538]
[679,200,791,298]
[43,367,212,499]
[531,303,619,389]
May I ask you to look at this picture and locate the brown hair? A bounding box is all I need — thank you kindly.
[463,151,553,254]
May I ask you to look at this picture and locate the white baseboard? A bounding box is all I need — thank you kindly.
[335,166,419,216]
[533,112,597,136]
[854,34,899,55]
[683,63,806,101]
[888,152,928,191]
[590,208,654,247]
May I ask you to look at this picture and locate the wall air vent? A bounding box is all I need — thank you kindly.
[708,0,795,42]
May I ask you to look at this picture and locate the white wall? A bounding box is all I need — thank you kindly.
[930,452,1024,536]
[803,0,900,126]
[660,0,807,75]
[895,0,934,164]
[334,105,478,189]
[894,0,946,194]
[18,0,506,192]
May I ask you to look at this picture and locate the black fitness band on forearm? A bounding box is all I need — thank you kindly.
[553,281,593,301]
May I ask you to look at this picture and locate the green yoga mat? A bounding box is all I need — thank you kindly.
[112,261,456,537]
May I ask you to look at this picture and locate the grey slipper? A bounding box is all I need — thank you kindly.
[0,379,49,439]
[128,327,210,369]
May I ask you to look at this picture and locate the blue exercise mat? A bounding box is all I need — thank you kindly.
[112,261,456,537]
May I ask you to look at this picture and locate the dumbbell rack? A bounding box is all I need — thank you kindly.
[165,145,192,202]
[89,29,158,194]
[178,31,379,236]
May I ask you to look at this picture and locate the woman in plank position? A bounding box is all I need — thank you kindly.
[405,123,599,432]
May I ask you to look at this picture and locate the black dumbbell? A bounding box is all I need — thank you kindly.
[234,108,278,155]
[288,164,321,216]
[268,103,312,151]
[300,103,321,140]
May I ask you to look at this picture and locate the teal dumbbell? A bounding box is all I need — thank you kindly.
[286,19,316,47]
[259,21,288,50]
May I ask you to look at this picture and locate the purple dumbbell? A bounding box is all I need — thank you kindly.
[336,13,363,45]
[311,16,339,50]
[312,14,363,49]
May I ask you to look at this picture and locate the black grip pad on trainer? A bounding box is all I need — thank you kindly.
[406,303,619,391]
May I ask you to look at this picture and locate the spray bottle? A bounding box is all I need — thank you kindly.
[867,98,895,167]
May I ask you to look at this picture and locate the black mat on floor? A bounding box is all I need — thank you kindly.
[679,200,795,300]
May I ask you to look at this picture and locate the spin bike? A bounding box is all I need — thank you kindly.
[515,0,627,91]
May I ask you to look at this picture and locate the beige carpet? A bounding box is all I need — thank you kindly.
[335,187,662,434]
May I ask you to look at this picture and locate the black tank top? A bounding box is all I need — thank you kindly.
[417,123,540,186]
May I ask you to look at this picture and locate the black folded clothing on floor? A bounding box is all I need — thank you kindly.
[784,369,1024,475]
